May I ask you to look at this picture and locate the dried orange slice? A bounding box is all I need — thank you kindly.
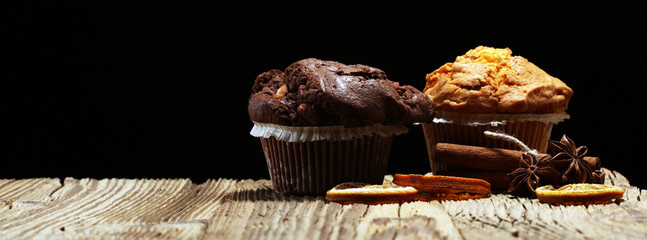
[325,182,418,205]
[392,174,491,196]
[535,184,625,205]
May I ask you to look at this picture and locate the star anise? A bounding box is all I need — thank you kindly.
[549,134,604,184]
[507,153,561,197]
[590,170,606,184]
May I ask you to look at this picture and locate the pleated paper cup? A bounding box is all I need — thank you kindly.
[421,111,570,174]
[251,122,408,195]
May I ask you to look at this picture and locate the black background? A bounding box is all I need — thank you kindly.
[8,1,647,189]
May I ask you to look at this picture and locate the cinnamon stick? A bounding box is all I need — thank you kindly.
[392,174,491,195]
[435,170,511,192]
[435,143,601,172]
[435,143,522,171]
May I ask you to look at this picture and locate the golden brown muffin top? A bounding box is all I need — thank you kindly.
[423,46,573,114]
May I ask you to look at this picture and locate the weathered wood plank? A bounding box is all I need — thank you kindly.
[442,168,647,240]
[0,168,646,239]
[0,178,235,239]
[398,201,462,240]
[0,178,61,203]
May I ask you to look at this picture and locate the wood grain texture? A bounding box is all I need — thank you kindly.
[1,168,646,239]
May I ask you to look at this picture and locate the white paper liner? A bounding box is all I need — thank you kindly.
[432,111,570,126]
[250,121,409,142]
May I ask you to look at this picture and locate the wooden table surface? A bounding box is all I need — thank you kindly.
[1,168,646,239]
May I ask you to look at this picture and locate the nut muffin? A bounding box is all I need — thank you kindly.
[424,46,572,114]
[421,46,572,186]
[249,58,434,195]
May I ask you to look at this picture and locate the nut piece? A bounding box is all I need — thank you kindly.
[274,84,288,98]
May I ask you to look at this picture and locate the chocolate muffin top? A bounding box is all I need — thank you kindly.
[424,46,573,114]
[249,58,435,127]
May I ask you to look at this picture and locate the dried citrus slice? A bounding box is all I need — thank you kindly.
[535,184,625,205]
[392,174,491,196]
[325,182,418,205]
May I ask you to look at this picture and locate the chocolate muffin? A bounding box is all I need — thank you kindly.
[249,58,434,195]
[249,58,433,127]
